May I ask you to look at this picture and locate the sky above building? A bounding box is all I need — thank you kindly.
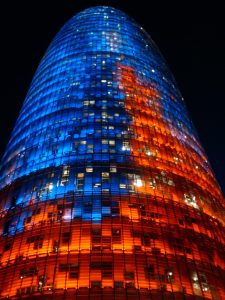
[0,0,224,193]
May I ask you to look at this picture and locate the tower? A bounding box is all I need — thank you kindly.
[0,5,225,299]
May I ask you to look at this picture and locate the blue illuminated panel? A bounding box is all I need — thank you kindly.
[0,7,203,189]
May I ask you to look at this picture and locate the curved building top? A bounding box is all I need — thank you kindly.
[0,6,223,217]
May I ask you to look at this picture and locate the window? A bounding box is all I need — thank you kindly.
[48,212,53,218]
[145,264,154,278]
[144,146,151,156]
[53,241,59,253]
[91,261,112,269]
[59,263,79,272]
[122,141,130,151]
[184,193,199,209]
[87,144,94,153]
[163,268,174,283]
[26,286,35,295]
[112,207,120,214]
[178,219,184,226]
[4,243,12,252]
[125,282,134,288]
[91,281,101,288]
[124,271,134,279]
[132,230,141,237]
[149,177,156,188]
[20,267,39,278]
[134,175,143,187]
[33,238,43,249]
[102,172,109,183]
[112,228,121,237]
[27,235,43,244]
[199,273,207,284]
[61,165,70,186]
[17,286,35,296]
[77,173,84,190]
[94,183,101,188]
[102,271,112,278]
[24,216,32,224]
[69,272,79,279]
[78,173,84,178]
[84,201,92,213]
[92,228,101,235]
[59,264,69,272]
[32,208,41,215]
[149,212,159,219]
[142,235,150,246]
[114,281,123,288]
[63,166,70,176]
[61,232,71,244]
[120,183,126,189]
[151,247,161,255]
[46,182,54,191]
[73,141,79,152]
[38,275,46,292]
[110,166,117,172]
[185,247,192,254]
[134,245,141,251]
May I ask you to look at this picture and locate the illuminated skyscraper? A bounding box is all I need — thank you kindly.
[0,5,225,299]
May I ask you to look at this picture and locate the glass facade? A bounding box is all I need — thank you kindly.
[0,6,225,299]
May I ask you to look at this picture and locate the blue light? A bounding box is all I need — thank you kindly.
[0,6,208,222]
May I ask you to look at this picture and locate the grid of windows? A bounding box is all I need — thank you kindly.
[0,5,225,299]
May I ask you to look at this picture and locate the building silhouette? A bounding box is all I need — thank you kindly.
[0,6,225,299]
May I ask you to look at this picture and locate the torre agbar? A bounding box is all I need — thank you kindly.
[0,6,225,300]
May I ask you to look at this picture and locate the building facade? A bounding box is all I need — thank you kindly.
[0,6,225,299]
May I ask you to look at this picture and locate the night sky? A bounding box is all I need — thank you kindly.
[0,1,224,193]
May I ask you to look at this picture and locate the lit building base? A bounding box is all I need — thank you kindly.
[0,289,218,300]
[0,216,225,299]
[0,178,225,299]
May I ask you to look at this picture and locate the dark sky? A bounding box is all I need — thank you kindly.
[0,1,224,193]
